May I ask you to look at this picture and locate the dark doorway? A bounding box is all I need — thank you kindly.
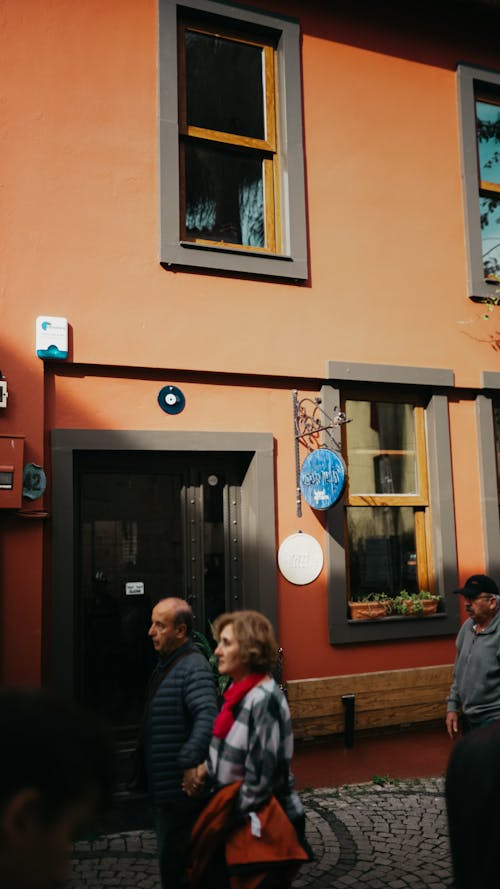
[76,451,249,732]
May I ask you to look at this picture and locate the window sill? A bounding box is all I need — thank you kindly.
[347,612,447,625]
[179,240,294,261]
[161,240,308,281]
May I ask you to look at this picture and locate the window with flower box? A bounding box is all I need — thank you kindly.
[323,362,460,644]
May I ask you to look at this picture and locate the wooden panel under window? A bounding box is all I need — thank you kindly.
[288,665,454,739]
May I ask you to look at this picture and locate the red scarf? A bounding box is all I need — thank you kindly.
[213,673,266,739]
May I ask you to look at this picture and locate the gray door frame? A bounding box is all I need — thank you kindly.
[51,429,277,700]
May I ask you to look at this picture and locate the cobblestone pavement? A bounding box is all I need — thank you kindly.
[69,777,451,889]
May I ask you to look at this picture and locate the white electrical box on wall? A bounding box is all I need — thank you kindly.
[36,316,68,360]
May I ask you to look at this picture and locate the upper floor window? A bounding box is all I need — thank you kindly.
[476,92,500,280]
[159,0,308,280]
[458,65,500,300]
[179,21,278,251]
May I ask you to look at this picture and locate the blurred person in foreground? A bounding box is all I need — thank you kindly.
[446,574,500,738]
[446,718,500,889]
[184,609,310,889]
[0,687,114,889]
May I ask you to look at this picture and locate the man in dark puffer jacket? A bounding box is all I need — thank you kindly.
[146,597,217,889]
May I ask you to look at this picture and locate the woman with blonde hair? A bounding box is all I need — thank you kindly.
[184,609,309,888]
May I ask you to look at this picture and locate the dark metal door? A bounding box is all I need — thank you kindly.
[76,452,247,728]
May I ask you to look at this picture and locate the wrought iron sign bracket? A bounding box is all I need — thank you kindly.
[293,390,351,517]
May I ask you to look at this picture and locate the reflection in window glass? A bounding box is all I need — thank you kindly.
[184,143,264,247]
[476,99,500,279]
[345,401,418,494]
[479,196,500,279]
[476,100,500,185]
[347,506,418,598]
[185,31,265,139]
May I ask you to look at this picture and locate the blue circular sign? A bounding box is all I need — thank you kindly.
[158,385,185,415]
[299,449,346,510]
[22,463,47,501]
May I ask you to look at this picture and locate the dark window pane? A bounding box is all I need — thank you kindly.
[184,142,265,247]
[345,401,418,494]
[479,196,500,279]
[185,30,265,139]
[476,99,500,185]
[347,506,418,598]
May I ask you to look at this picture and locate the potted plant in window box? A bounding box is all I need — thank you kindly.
[392,590,440,616]
[348,593,393,620]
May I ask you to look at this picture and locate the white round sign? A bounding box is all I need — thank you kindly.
[277,532,324,586]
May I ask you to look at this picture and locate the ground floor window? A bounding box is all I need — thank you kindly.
[323,364,459,644]
[343,397,431,602]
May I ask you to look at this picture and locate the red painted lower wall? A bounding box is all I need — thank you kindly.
[292,725,451,789]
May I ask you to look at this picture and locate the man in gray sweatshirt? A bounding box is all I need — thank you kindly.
[446,574,500,738]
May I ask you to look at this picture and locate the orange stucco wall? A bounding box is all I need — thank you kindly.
[1,0,499,689]
[3,0,499,381]
[46,365,462,682]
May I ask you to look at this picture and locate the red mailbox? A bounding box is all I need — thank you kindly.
[0,435,25,508]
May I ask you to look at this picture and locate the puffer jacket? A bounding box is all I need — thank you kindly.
[147,640,218,804]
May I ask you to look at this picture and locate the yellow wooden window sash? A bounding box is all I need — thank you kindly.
[345,405,428,505]
[344,397,432,594]
[415,405,429,503]
[178,23,277,153]
[476,92,500,196]
[347,494,428,507]
[180,153,278,253]
[263,157,276,253]
[177,19,280,254]
[415,509,430,591]
[480,181,500,195]
[181,126,275,153]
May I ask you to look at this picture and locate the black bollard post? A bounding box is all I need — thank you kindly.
[341,693,355,748]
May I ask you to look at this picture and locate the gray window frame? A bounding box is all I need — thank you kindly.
[158,0,308,280]
[50,429,277,699]
[477,372,500,582]
[457,63,500,300]
[323,361,460,644]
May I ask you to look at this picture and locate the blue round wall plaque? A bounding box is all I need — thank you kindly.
[299,449,346,510]
[22,463,47,500]
[158,385,185,415]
